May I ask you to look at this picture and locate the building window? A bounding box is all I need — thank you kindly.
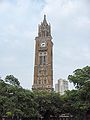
[44,79,46,84]
[39,52,47,65]
[44,78,47,84]
[39,80,41,84]
[39,53,47,65]
[34,80,37,84]
[44,77,47,84]
[43,56,46,64]
[40,56,43,65]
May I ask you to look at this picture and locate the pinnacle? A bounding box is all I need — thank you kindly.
[44,14,46,21]
[43,14,47,25]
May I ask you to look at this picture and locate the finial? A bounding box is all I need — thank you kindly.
[44,14,46,21]
[43,14,47,24]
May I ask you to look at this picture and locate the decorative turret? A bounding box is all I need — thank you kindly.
[38,15,51,37]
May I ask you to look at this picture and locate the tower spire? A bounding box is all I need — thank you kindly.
[43,14,47,24]
[38,15,51,37]
[44,14,46,21]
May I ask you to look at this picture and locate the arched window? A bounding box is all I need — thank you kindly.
[39,52,47,65]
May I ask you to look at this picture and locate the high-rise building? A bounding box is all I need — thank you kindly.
[32,15,53,91]
[55,79,68,95]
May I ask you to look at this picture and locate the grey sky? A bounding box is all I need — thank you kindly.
[0,0,90,89]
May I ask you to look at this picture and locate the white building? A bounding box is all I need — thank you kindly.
[55,79,68,95]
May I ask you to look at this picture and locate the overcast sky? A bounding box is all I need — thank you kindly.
[0,0,90,90]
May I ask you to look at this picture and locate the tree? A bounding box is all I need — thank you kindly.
[34,91,64,119]
[68,66,90,119]
[68,66,90,89]
[5,75,20,87]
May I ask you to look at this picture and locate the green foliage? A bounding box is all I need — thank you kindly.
[0,77,38,119]
[68,66,90,88]
[5,75,20,87]
[34,91,63,119]
[6,112,13,117]
[68,66,90,119]
[0,67,90,119]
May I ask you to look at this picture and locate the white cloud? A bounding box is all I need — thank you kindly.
[76,17,90,29]
[0,0,11,12]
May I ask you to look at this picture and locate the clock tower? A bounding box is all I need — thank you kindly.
[32,15,53,91]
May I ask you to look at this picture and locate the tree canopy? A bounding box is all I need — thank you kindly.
[68,66,90,119]
[0,66,90,120]
[68,66,90,89]
[5,75,20,87]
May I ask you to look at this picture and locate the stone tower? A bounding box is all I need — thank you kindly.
[32,15,53,91]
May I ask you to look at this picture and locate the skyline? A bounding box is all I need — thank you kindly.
[0,0,90,89]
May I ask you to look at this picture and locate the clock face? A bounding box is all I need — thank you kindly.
[40,42,46,47]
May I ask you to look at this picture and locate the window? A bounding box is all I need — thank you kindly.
[44,79,46,84]
[44,77,47,84]
[44,78,47,84]
[40,55,46,65]
[39,80,41,84]
[39,52,47,65]
[34,80,37,84]
[40,56,43,65]
[43,56,46,64]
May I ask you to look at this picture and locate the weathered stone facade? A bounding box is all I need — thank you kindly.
[32,15,53,91]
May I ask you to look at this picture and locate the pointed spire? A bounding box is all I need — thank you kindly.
[43,14,47,24]
[38,15,51,37]
[44,14,46,21]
